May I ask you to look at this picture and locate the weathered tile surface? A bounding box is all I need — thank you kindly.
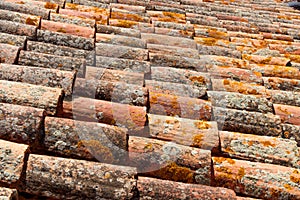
[0,140,29,185]
[0,80,63,115]
[138,177,237,200]
[129,136,212,185]
[44,117,128,164]
[22,154,137,199]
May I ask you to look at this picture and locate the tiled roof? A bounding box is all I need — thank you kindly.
[1,0,300,199]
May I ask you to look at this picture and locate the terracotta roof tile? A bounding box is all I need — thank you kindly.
[110,3,146,13]
[0,187,18,199]
[21,154,137,199]
[141,32,197,48]
[213,157,300,199]
[0,103,45,144]
[149,91,211,120]
[0,20,37,40]
[96,33,146,48]
[154,20,194,32]
[0,139,29,186]
[18,50,86,77]
[111,9,150,23]
[129,136,212,184]
[250,64,300,79]
[208,66,262,84]
[208,91,273,113]
[148,113,219,151]
[0,80,63,115]
[220,131,300,167]
[269,90,296,106]
[85,66,144,86]
[0,9,41,27]
[74,78,148,106]
[44,117,128,164]
[146,79,207,98]
[274,104,300,125]
[137,176,237,200]
[50,12,96,28]
[0,0,50,19]
[263,76,300,91]
[154,27,194,38]
[108,18,154,32]
[0,32,26,48]
[211,79,267,96]
[36,29,95,50]
[64,3,109,24]
[41,19,95,38]
[60,97,147,135]
[147,43,199,58]
[72,0,110,8]
[0,43,19,64]
[96,24,141,37]
[95,55,151,73]
[0,64,76,95]
[213,107,282,136]
[96,43,148,61]
[150,66,210,86]
[26,40,95,66]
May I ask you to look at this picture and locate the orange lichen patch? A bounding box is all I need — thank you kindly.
[148,162,194,183]
[242,54,290,66]
[284,183,293,191]
[278,15,293,20]
[16,1,25,4]
[192,134,203,147]
[260,140,276,147]
[109,19,138,28]
[194,37,230,47]
[143,143,154,152]
[194,121,211,129]
[285,54,300,63]
[162,12,185,20]
[77,140,114,163]
[207,29,228,40]
[290,169,300,184]
[213,157,236,165]
[111,12,145,22]
[230,37,267,48]
[222,79,265,95]
[44,2,57,9]
[189,76,206,85]
[26,17,39,26]
[56,28,67,33]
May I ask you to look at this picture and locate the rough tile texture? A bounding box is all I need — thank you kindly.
[0,140,29,185]
[22,154,137,199]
